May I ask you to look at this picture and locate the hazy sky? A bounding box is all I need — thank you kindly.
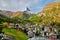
[0,0,58,13]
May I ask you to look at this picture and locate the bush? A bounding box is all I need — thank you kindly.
[0,25,3,33]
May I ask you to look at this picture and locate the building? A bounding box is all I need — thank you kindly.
[40,26,57,37]
[8,23,15,28]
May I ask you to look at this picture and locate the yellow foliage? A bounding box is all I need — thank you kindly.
[2,22,9,27]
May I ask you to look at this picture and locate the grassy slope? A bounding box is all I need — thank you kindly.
[2,28,28,40]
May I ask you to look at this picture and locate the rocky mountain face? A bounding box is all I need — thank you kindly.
[37,2,60,22]
[0,10,13,18]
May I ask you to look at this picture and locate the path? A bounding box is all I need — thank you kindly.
[0,33,15,40]
[28,37,49,40]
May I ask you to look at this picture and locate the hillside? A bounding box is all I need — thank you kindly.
[37,2,60,23]
[0,14,11,23]
[12,11,33,19]
[11,11,24,18]
[2,28,28,40]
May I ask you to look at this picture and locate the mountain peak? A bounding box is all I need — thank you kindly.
[26,7,31,11]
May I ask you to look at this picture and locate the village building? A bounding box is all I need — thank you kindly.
[7,23,15,28]
[40,25,57,37]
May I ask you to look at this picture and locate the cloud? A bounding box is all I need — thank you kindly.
[1,3,7,7]
[0,0,43,11]
[0,0,57,13]
[18,0,43,11]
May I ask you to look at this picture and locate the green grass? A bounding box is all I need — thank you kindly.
[2,28,28,40]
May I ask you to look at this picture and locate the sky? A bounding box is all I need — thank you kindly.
[0,0,58,13]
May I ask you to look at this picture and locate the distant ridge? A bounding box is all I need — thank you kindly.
[0,8,33,18]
